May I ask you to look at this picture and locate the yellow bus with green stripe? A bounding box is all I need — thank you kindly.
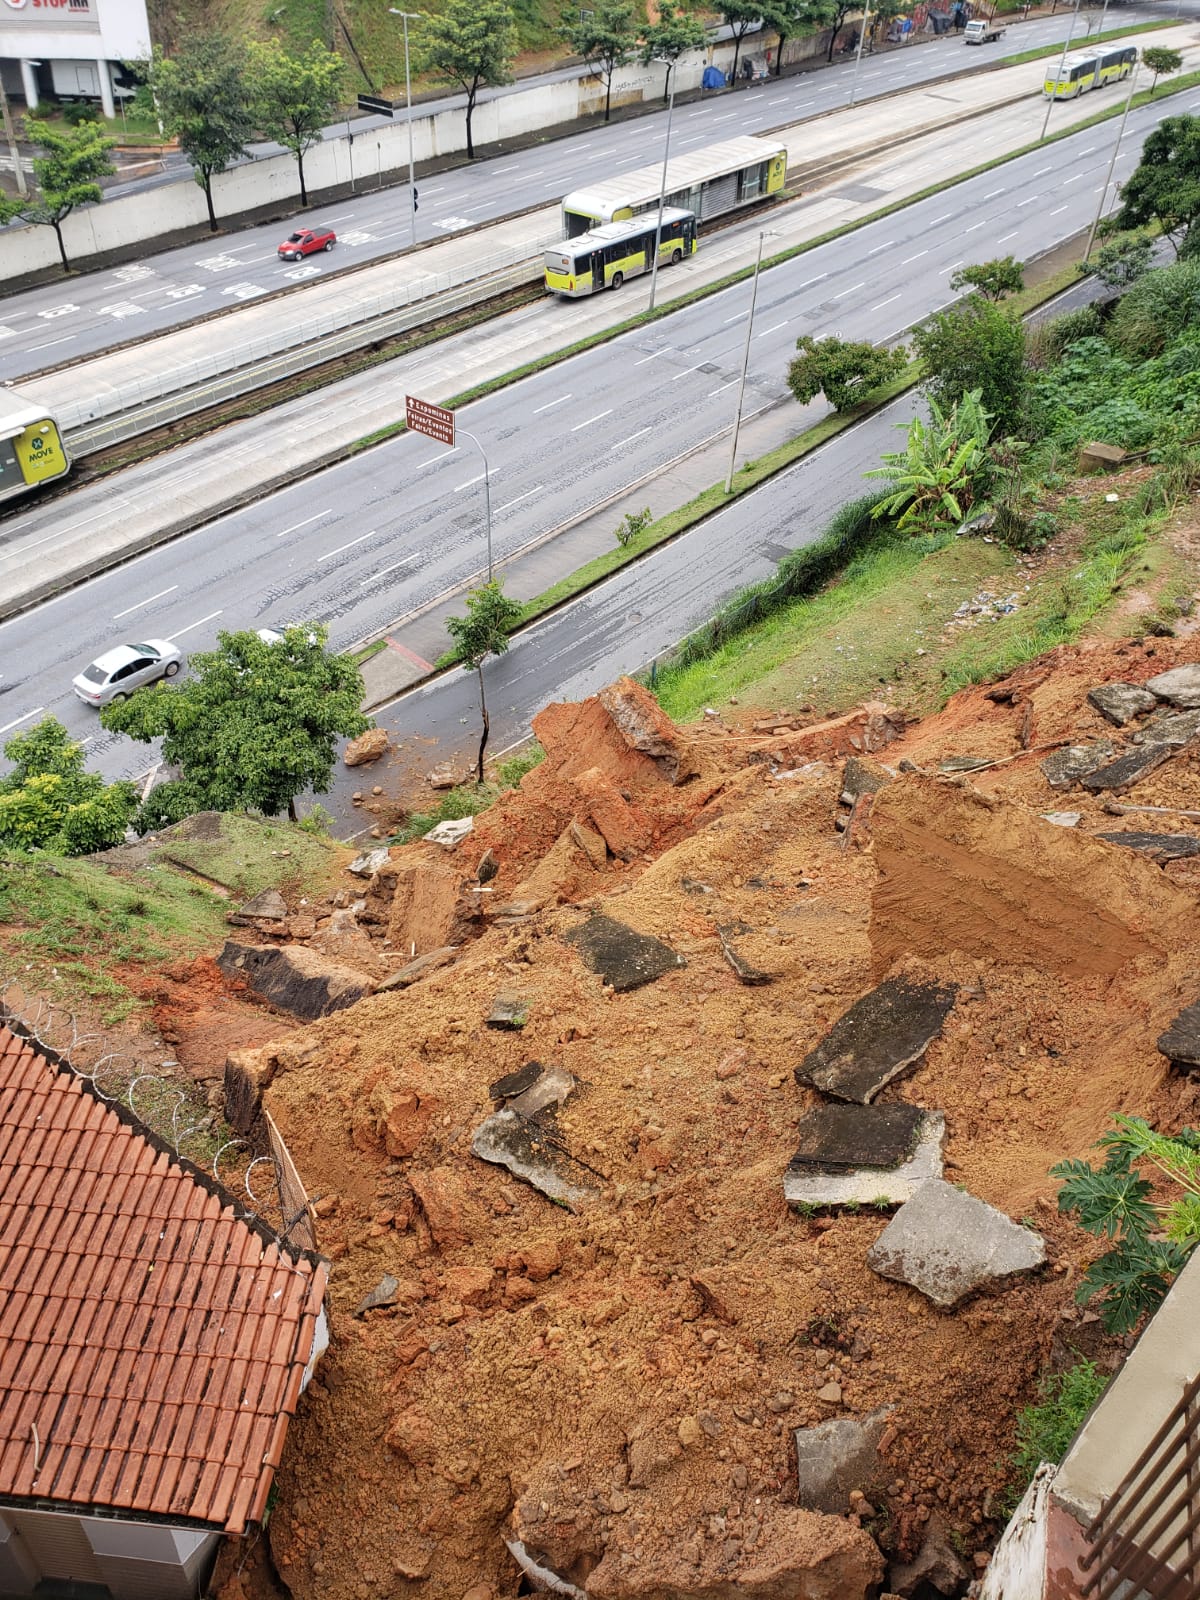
[544,208,697,297]
[1043,44,1136,98]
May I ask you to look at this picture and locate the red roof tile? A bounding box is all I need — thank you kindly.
[0,1027,326,1533]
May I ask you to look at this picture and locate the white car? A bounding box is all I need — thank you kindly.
[72,639,183,707]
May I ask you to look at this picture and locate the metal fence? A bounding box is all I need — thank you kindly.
[1081,1369,1200,1600]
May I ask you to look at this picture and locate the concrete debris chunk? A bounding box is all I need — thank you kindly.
[1081,742,1174,794]
[937,754,990,774]
[866,1178,1046,1306]
[486,991,529,1029]
[1039,743,1115,789]
[354,1274,401,1318]
[795,977,957,1104]
[476,847,499,883]
[423,816,475,848]
[428,762,457,790]
[227,887,287,925]
[794,1406,895,1514]
[1041,812,1082,828]
[490,1063,579,1118]
[886,1511,970,1597]
[564,914,686,992]
[490,1062,544,1101]
[1146,663,1200,708]
[785,1108,944,1209]
[1086,682,1158,727]
[472,1108,597,1211]
[348,846,391,877]
[376,945,459,992]
[840,755,892,807]
[1150,707,1200,747]
[717,924,771,986]
[1096,832,1200,862]
[1157,997,1200,1069]
[216,940,373,1020]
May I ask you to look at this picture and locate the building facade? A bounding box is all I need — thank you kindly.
[0,0,150,120]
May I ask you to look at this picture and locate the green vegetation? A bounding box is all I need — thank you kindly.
[639,1,706,96]
[0,118,115,271]
[1142,44,1184,95]
[1084,233,1155,290]
[419,0,518,159]
[866,390,992,534]
[913,293,1026,434]
[146,34,257,230]
[1006,1359,1109,1512]
[561,0,637,122]
[446,580,525,780]
[247,38,345,205]
[1053,1116,1200,1334]
[386,741,544,843]
[998,18,1175,66]
[950,255,1024,303]
[614,506,653,548]
[1111,114,1200,255]
[787,335,909,413]
[0,719,136,856]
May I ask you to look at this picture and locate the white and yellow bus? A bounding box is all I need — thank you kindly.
[559,136,787,239]
[0,389,71,506]
[1043,43,1136,98]
[545,208,698,296]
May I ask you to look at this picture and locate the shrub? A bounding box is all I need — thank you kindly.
[1006,1359,1109,1511]
[614,507,653,547]
[62,100,100,125]
[1029,305,1104,368]
[1108,259,1200,360]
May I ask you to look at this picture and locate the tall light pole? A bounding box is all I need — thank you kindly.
[1040,0,1082,141]
[390,8,420,248]
[0,75,27,198]
[848,0,872,107]
[457,426,494,580]
[1083,59,1137,265]
[647,56,676,313]
[725,230,776,493]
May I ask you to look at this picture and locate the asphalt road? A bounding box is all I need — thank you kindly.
[0,92,1183,790]
[0,4,1166,377]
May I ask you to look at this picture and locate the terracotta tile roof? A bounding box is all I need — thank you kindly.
[0,1027,327,1534]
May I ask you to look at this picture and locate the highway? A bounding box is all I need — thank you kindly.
[0,5,1167,376]
[0,91,1184,791]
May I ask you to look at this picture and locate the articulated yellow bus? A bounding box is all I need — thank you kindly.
[1044,43,1136,98]
[559,136,786,238]
[0,389,71,506]
[544,208,697,297]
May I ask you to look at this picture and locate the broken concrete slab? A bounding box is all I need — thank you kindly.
[489,1063,579,1118]
[866,1178,1046,1307]
[476,847,499,883]
[564,915,686,993]
[1096,832,1200,862]
[1149,707,1200,748]
[348,845,390,877]
[1086,683,1158,727]
[795,977,957,1104]
[1039,743,1115,790]
[376,945,459,992]
[487,991,529,1029]
[354,1274,401,1318]
[490,1062,544,1101]
[472,1109,598,1211]
[423,816,474,848]
[784,1109,945,1209]
[217,940,373,1020]
[1146,663,1200,708]
[1157,998,1200,1069]
[1081,742,1174,794]
[840,756,892,807]
[794,1406,895,1514]
[1042,812,1082,828]
[228,887,287,924]
[938,755,990,774]
[717,924,771,986]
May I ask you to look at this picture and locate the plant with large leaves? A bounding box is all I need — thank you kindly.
[864,389,992,534]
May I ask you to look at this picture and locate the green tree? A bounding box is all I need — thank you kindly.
[950,254,1025,302]
[760,0,837,76]
[786,333,907,412]
[0,718,137,855]
[865,389,992,534]
[1142,44,1183,95]
[149,35,257,232]
[247,39,344,206]
[100,625,368,825]
[912,294,1026,434]
[640,1,707,99]
[823,0,900,62]
[0,118,115,273]
[562,0,638,122]
[1111,114,1200,256]
[1053,1115,1200,1333]
[446,580,524,782]
[419,0,518,160]
[715,0,764,81]
[1086,233,1155,289]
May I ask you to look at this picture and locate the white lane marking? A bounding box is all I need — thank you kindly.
[414,448,458,470]
[571,409,614,429]
[1033,165,1053,175]
[755,320,789,337]
[454,474,486,491]
[113,585,178,620]
[166,610,222,640]
[901,250,928,263]
[634,349,668,365]
[866,239,895,255]
[496,484,544,512]
[831,280,865,299]
[708,379,738,396]
[26,334,76,351]
[724,311,747,323]
[317,531,374,560]
[984,187,1006,198]
[360,556,417,586]
[1064,171,1086,182]
[533,394,570,413]
[0,707,44,736]
[929,212,954,224]
[494,164,519,173]
[671,365,704,382]
[1018,195,1039,206]
[796,275,827,288]
[938,260,963,274]
[610,427,651,450]
[964,220,986,232]
[997,231,1019,243]
[871,293,901,311]
[1049,205,1069,215]
[276,510,331,538]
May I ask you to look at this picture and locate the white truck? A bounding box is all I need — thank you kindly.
[964,17,1006,42]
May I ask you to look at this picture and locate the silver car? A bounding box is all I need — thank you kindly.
[72,639,183,707]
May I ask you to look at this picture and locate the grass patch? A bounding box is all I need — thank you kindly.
[998,17,1177,66]
[353,638,388,665]
[139,812,343,899]
[1004,1357,1109,1513]
[385,741,544,844]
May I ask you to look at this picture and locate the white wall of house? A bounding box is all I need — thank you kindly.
[0,1506,219,1599]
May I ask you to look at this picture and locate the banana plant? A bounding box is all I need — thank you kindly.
[865,389,993,534]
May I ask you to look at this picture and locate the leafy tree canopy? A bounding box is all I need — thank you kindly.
[759,0,837,74]
[912,294,1026,434]
[100,624,368,825]
[1111,114,1200,254]
[640,1,707,93]
[247,39,344,204]
[561,0,638,119]
[1143,44,1184,93]
[0,717,137,855]
[1086,233,1155,289]
[148,35,257,231]
[419,0,518,157]
[446,580,524,781]
[0,119,115,272]
[950,254,1025,302]
[786,334,907,413]
[714,0,766,78]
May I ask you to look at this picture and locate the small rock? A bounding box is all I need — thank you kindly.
[348,846,390,877]
[1041,811,1082,828]
[816,1382,843,1404]
[477,848,499,883]
[678,1415,703,1448]
[429,763,457,790]
[424,816,474,848]
[354,1274,401,1318]
[486,991,529,1029]
[1039,742,1115,789]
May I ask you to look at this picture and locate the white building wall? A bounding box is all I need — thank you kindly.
[0,1508,220,1600]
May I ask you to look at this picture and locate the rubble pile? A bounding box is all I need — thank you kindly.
[201,650,1200,1600]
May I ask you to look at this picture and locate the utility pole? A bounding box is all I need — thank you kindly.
[0,76,28,199]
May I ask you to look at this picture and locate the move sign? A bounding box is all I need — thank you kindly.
[405,395,455,447]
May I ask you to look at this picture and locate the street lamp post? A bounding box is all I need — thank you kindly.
[1040,0,1081,140]
[848,1,872,107]
[725,230,775,493]
[1083,59,1137,265]
[389,8,420,248]
[457,425,494,580]
[647,57,676,314]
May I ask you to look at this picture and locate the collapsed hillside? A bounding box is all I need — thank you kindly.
[203,646,1200,1600]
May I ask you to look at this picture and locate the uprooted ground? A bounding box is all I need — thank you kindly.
[159,632,1200,1600]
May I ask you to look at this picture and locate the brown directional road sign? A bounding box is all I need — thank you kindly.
[405,395,455,446]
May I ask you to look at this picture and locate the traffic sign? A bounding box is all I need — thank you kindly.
[357,93,394,117]
[406,395,455,446]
